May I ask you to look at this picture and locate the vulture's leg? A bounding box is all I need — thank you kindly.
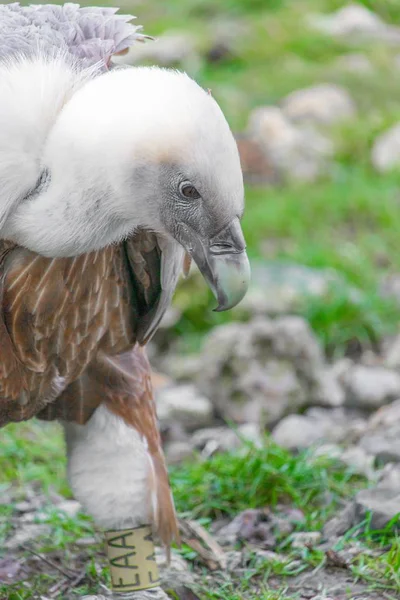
[62,403,170,600]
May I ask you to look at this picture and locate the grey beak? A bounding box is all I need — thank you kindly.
[177,217,250,311]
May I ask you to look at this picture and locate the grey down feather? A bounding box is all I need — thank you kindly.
[0,3,146,67]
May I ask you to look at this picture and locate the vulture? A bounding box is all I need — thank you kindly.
[0,3,250,598]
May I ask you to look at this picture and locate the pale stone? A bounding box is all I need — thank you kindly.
[282,84,356,125]
[372,123,400,173]
[248,106,333,182]
[156,384,213,429]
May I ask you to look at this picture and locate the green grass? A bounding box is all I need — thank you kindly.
[170,440,358,525]
[0,421,67,495]
[2,422,400,598]
[196,581,293,600]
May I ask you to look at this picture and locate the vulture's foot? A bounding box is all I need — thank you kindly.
[83,589,170,600]
[64,406,173,600]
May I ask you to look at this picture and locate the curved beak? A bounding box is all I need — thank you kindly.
[177,218,250,311]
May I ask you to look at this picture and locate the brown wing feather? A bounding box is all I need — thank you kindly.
[0,232,180,551]
[0,228,180,427]
[0,243,26,405]
[0,242,136,425]
[95,347,180,551]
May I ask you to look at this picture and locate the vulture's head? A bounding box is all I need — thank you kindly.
[11,66,250,310]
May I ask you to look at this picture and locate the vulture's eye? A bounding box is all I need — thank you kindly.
[179,182,201,200]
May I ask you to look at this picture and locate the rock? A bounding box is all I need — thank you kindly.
[216,509,276,548]
[354,487,400,530]
[253,549,290,566]
[75,536,98,546]
[0,557,22,584]
[272,408,367,451]
[232,262,346,318]
[330,357,354,380]
[312,368,345,409]
[165,441,194,465]
[359,400,400,463]
[368,397,400,428]
[216,508,301,549]
[198,317,344,426]
[5,524,51,550]
[323,503,356,539]
[248,106,333,183]
[378,463,400,490]
[339,446,375,478]
[224,550,245,572]
[155,384,213,430]
[313,443,343,460]
[159,354,203,383]
[291,531,322,548]
[282,84,356,126]
[308,407,367,443]
[224,548,290,572]
[272,414,327,450]
[156,548,196,591]
[380,272,400,308]
[308,4,400,45]
[259,317,323,379]
[56,499,82,518]
[112,33,200,71]
[206,18,250,63]
[335,53,373,73]
[14,499,42,513]
[235,134,278,185]
[341,364,400,409]
[191,423,263,456]
[372,123,400,173]
[314,444,374,478]
[160,421,189,447]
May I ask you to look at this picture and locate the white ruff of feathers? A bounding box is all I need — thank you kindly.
[0,53,240,258]
[63,404,153,531]
[0,53,98,236]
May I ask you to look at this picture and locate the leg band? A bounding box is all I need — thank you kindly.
[105,525,160,593]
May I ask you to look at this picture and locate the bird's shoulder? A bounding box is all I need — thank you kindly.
[0,243,132,424]
[0,3,147,235]
[0,230,185,426]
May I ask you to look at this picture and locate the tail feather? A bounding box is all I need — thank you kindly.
[148,450,181,559]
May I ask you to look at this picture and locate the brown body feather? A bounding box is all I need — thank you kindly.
[0,232,180,549]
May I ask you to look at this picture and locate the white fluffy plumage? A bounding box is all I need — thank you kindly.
[0,54,243,258]
[0,54,96,232]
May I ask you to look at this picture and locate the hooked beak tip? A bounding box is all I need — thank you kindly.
[176,217,250,311]
[211,250,251,312]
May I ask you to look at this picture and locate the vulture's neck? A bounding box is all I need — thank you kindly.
[9,178,135,259]
[6,155,136,258]
[1,58,141,258]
